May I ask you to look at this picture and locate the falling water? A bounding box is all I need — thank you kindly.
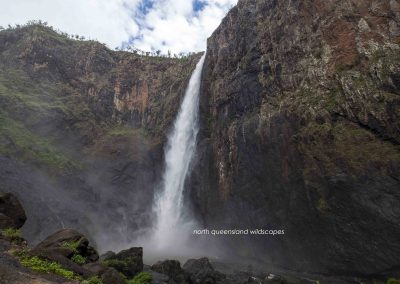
[148,54,206,258]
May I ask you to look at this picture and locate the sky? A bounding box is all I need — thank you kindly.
[0,0,238,54]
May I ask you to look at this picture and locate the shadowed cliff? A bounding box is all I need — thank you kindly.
[193,0,400,276]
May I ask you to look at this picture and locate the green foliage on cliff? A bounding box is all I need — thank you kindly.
[0,111,74,171]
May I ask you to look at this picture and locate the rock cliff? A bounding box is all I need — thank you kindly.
[194,0,400,276]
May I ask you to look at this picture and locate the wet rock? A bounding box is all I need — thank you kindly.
[151,260,185,283]
[102,247,143,278]
[183,258,225,284]
[0,193,26,230]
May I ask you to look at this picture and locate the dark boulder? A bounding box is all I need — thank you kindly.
[151,260,185,283]
[31,228,99,263]
[31,248,94,278]
[83,262,108,276]
[0,193,26,229]
[183,258,225,284]
[102,247,143,278]
[101,267,126,284]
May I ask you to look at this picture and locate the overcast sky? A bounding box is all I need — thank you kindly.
[0,0,237,54]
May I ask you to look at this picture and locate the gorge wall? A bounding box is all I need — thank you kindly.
[193,0,400,276]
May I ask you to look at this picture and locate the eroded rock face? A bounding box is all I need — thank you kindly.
[195,0,400,275]
[0,193,26,229]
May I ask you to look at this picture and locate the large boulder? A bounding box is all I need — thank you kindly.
[151,260,185,283]
[0,193,26,230]
[183,258,225,284]
[29,229,99,278]
[31,228,99,262]
[102,247,143,278]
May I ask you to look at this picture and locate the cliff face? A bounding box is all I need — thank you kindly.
[195,0,400,275]
[0,24,200,247]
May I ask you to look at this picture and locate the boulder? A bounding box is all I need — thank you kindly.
[101,267,126,284]
[149,270,170,284]
[102,247,143,278]
[31,248,94,278]
[151,260,185,284]
[99,251,115,261]
[0,193,26,229]
[31,229,99,262]
[83,262,108,276]
[183,258,225,284]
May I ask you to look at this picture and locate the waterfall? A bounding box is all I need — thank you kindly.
[148,54,206,258]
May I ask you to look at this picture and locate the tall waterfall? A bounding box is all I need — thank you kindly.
[150,54,206,257]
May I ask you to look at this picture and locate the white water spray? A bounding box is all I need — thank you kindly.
[147,54,206,258]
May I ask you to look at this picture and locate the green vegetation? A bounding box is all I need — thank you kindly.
[0,110,75,172]
[102,258,130,272]
[61,240,80,252]
[71,253,86,265]
[128,272,152,284]
[388,279,400,284]
[82,276,103,284]
[20,256,77,280]
[2,228,21,239]
[317,198,330,213]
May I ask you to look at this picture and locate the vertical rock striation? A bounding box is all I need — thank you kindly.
[195,0,400,275]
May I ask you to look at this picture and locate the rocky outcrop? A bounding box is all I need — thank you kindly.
[31,229,99,263]
[102,247,143,278]
[195,0,400,276]
[151,260,186,284]
[183,258,225,284]
[0,193,26,229]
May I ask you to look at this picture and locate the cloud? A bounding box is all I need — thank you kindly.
[0,0,238,53]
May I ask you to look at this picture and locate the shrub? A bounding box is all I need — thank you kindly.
[129,272,152,284]
[2,228,21,239]
[61,240,80,252]
[71,254,86,265]
[101,259,129,271]
[20,256,76,280]
[82,276,103,284]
